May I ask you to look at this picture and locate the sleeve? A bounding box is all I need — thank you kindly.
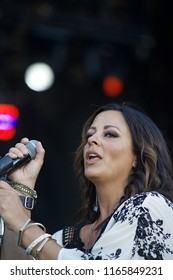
[131,192,173,260]
[52,230,63,246]
[52,229,89,260]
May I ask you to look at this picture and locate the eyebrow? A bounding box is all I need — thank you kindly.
[89,125,121,132]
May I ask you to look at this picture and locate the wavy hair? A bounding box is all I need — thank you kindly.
[74,102,173,223]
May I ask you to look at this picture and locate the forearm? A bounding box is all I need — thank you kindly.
[1,219,62,260]
[20,223,62,259]
[1,227,32,260]
[0,202,33,260]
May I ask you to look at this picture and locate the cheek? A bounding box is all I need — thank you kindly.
[106,144,122,158]
[106,144,134,165]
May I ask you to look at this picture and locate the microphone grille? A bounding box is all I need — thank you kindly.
[26,140,38,159]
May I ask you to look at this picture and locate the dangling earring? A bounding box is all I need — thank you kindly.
[93,195,98,212]
[132,159,137,169]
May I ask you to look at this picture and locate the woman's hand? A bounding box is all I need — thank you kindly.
[6,137,45,189]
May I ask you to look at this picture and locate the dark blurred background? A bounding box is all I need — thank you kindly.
[0,0,173,234]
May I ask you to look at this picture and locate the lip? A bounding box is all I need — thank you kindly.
[85,150,102,164]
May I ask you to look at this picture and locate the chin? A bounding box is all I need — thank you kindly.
[85,172,101,182]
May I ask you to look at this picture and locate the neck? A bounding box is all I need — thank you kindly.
[95,183,124,222]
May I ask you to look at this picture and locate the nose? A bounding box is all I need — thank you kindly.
[87,133,100,146]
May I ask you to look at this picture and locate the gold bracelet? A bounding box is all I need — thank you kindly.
[8,181,37,199]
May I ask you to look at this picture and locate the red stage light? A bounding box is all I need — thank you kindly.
[0,104,19,141]
[102,75,124,97]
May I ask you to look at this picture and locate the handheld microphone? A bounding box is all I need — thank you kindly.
[0,140,38,178]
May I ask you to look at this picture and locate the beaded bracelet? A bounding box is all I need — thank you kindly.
[8,181,37,199]
[26,233,51,255]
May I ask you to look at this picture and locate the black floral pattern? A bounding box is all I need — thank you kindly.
[61,191,173,260]
[81,247,122,260]
[114,192,173,259]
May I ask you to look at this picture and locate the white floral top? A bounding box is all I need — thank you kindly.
[52,191,173,260]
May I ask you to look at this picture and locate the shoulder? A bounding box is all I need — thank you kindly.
[123,191,173,210]
[113,191,173,224]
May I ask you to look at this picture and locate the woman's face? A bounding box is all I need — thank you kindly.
[83,110,136,187]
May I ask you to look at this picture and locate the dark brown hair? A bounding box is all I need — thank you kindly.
[74,102,173,224]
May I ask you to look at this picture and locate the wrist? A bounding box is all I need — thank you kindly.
[7,181,37,212]
[10,215,30,234]
[8,181,37,199]
[16,180,36,190]
[19,196,35,210]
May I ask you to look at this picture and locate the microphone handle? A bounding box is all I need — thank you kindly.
[0,217,5,258]
[0,175,9,259]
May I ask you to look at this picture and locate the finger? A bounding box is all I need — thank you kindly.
[15,142,29,155]
[7,146,26,159]
[20,137,30,145]
[0,180,9,189]
[0,180,15,191]
[34,141,45,165]
[36,141,45,154]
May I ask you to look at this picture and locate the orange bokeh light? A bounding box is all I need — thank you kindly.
[102,75,124,97]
